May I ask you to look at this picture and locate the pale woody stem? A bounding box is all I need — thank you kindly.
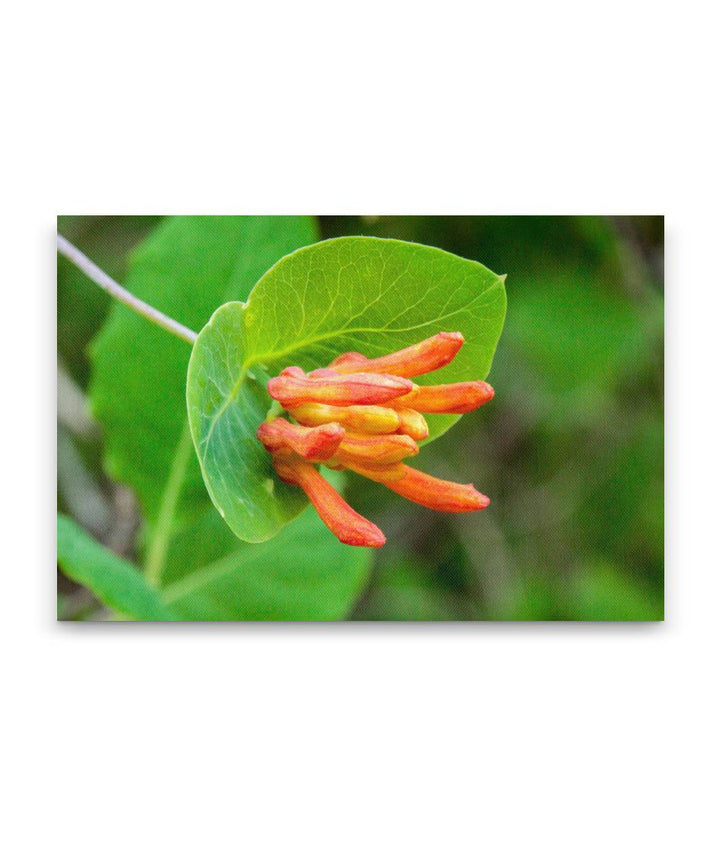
[56,234,198,345]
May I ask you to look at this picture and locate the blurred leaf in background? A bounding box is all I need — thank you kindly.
[57,216,164,387]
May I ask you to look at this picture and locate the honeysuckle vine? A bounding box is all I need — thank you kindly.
[59,231,507,554]
[56,235,199,345]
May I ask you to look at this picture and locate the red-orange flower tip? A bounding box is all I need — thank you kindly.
[257,417,344,461]
[394,380,495,414]
[279,365,306,378]
[327,352,365,370]
[328,331,465,378]
[272,455,386,548]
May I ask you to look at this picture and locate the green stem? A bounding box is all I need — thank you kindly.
[144,423,195,586]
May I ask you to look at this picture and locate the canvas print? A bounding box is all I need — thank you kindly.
[57,216,664,621]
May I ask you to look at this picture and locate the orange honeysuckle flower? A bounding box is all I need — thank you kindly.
[336,431,419,465]
[290,402,401,434]
[261,329,494,547]
[257,417,344,461]
[380,464,490,512]
[393,407,429,441]
[268,367,413,408]
[272,454,386,548]
[392,380,495,414]
[328,331,465,378]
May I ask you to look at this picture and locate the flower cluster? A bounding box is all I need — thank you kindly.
[257,331,494,548]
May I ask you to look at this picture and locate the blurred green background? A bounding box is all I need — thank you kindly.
[57,216,663,621]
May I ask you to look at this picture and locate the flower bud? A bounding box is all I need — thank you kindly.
[380,465,490,511]
[392,380,495,413]
[328,331,465,378]
[268,369,413,408]
[394,407,429,441]
[272,455,386,547]
[257,417,344,461]
[290,402,401,434]
[337,431,419,465]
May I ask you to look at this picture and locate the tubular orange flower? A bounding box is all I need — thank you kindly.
[336,431,419,465]
[392,380,495,414]
[393,407,429,441]
[257,417,344,461]
[267,367,413,408]
[380,465,490,512]
[328,331,465,378]
[272,454,386,547]
[290,402,401,434]
[260,328,495,547]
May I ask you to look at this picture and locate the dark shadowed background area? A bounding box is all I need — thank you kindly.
[57,215,663,620]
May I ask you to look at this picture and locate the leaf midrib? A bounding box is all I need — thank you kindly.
[244,300,499,369]
[143,420,195,585]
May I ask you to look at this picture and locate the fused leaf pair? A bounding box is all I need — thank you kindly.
[258,331,495,548]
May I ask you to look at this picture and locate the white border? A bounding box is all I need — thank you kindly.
[4,2,717,854]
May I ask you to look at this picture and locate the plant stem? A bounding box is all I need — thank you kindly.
[144,422,195,587]
[56,234,198,345]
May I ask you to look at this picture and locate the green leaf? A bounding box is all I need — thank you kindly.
[57,514,175,621]
[164,501,372,620]
[568,561,664,621]
[89,216,318,582]
[351,551,469,621]
[503,266,660,396]
[187,236,506,543]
